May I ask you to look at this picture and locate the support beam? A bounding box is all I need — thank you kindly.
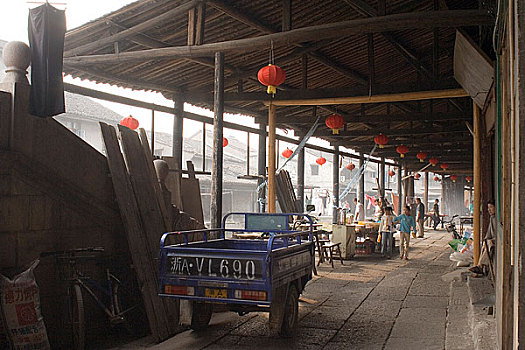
[473,103,481,264]
[265,88,468,106]
[333,146,340,223]
[397,164,403,214]
[258,121,267,213]
[268,104,277,213]
[65,0,202,56]
[297,145,305,212]
[424,171,429,214]
[359,154,365,204]
[210,52,224,229]
[64,10,493,65]
[380,157,385,198]
[172,95,184,169]
[316,125,468,138]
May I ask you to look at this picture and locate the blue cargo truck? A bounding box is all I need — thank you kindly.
[158,212,315,336]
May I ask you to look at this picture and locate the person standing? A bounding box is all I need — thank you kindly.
[415,198,425,238]
[379,207,395,258]
[353,197,364,223]
[469,200,497,275]
[394,206,416,260]
[432,199,440,230]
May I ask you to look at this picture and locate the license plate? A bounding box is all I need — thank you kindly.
[166,256,262,280]
[205,288,227,299]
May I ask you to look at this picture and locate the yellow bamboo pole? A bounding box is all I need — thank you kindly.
[473,104,481,265]
[267,103,276,213]
[263,88,468,106]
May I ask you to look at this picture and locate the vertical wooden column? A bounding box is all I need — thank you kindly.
[379,157,385,198]
[424,171,429,217]
[151,109,155,155]
[257,121,267,212]
[401,166,407,209]
[210,52,224,228]
[358,154,365,204]
[332,146,340,224]
[473,103,481,264]
[397,165,403,214]
[267,103,277,213]
[172,95,184,169]
[297,142,305,212]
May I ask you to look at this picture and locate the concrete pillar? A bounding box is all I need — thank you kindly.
[297,145,305,212]
[358,154,365,204]
[380,157,385,198]
[172,95,184,169]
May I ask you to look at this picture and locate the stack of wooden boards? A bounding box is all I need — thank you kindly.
[99,123,204,342]
[276,170,300,213]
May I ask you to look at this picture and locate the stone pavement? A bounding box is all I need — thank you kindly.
[118,229,475,350]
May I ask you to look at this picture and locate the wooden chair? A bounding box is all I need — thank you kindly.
[318,241,344,268]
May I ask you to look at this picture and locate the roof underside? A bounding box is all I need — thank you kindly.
[63,0,495,173]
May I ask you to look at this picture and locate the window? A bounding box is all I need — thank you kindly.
[310,164,319,176]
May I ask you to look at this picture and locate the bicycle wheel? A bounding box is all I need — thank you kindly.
[69,284,85,350]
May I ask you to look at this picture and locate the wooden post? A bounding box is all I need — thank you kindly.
[297,145,305,212]
[257,120,267,212]
[397,164,403,214]
[332,146,340,224]
[151,109,155,155]
[379,157,385,198]
[473,103,481,264]
[202,122,206,171]
[401,165,407,209]
[268,103,277,213]
[172,95,184,169]
[210,52,224,228]
[424,171,429,225]
[358,154,365,204]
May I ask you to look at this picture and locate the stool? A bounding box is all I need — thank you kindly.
[318,242,344,268]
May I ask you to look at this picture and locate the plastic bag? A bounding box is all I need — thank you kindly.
[0,260,50,350]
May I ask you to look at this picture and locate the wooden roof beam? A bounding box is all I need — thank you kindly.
[63,10,493,65]
[314,126,468,137]
[65,0,203,57]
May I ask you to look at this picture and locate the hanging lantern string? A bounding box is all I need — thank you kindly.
[256,114,322,195]
[401,162,432,180]
[338,144,378,203]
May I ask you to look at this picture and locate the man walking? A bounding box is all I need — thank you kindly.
[432,199,440,230]
[394,206,416,260]
[415,198,425,238]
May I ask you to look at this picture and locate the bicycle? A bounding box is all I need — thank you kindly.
[40,247,137,350]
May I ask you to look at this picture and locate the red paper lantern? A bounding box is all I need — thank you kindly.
[414,173,421,179]
[374,134,389,148]
[282,148,293,158]
[120,115,139,130]
[316,157,326,166]
[416,152,427,163]
[396,145,409,158]
[345,163,355,171]
[440,163,449,171]
[429,158,439,166]
[257,64,285,95]
[223,137,229,147]
[434,176,440,182]
[450,174,458,182]
[325,114,345,134]
[466,176,472,182]
[388,170,395,177]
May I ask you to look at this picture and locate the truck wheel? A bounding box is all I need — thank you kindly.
[279,284,299,337]
[190,302,212,331]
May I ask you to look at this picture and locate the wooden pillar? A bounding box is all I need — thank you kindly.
[332,146,340,224]
[297,143,305,212]
[424,171,429,216]
[397,165,403,214]
[172,95,184,169]
[473,103,481,264]
[380,157,385,198]
[358,154,365,204]
[401,166,407,210]
[210,52,224,228]
[267,103,277,213]
[257,121,267,213]
[151,109,155,155]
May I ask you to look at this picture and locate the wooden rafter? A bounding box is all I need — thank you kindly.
[314,125,468,137]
